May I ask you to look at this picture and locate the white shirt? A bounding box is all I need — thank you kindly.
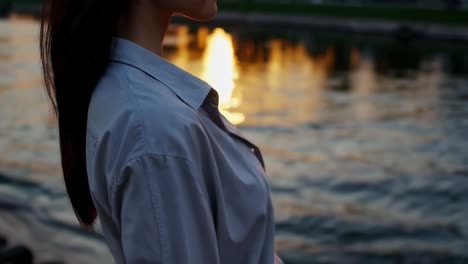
[85,37,276,263]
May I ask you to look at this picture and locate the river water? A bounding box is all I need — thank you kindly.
[0,18,467,264]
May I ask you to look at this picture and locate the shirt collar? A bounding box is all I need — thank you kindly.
[110,37,214,110]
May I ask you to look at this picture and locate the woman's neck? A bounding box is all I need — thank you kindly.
[116,2,171,57]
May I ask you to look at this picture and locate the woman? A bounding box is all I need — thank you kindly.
[40,0,283,263]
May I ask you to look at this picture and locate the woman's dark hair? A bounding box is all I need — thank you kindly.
[40,0,129,229]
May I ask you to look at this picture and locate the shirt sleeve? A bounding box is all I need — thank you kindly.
[109,154,220,264]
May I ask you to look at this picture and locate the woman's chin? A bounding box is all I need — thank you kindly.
[175,4,218,22]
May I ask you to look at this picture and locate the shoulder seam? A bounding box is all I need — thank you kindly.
[119,65,149,151]
[109,153,193,199]
[105,66,149,194]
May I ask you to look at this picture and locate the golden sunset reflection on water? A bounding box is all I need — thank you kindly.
[201,28,245,125]
[166,26,336,126]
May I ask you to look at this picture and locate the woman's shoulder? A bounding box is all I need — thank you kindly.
[87,62,208,166]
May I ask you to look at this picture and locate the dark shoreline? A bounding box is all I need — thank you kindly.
[173,11,468,43]
[3,4,468,43]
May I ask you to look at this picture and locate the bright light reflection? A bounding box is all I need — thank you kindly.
[202,28,245,125]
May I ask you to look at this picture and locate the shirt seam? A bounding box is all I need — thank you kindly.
[109,152,192,196]
[119,65,148,151]
[86,120,100,151]
[102,66,149,196]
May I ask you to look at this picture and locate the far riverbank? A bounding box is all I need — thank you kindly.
[2,2,468,42]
